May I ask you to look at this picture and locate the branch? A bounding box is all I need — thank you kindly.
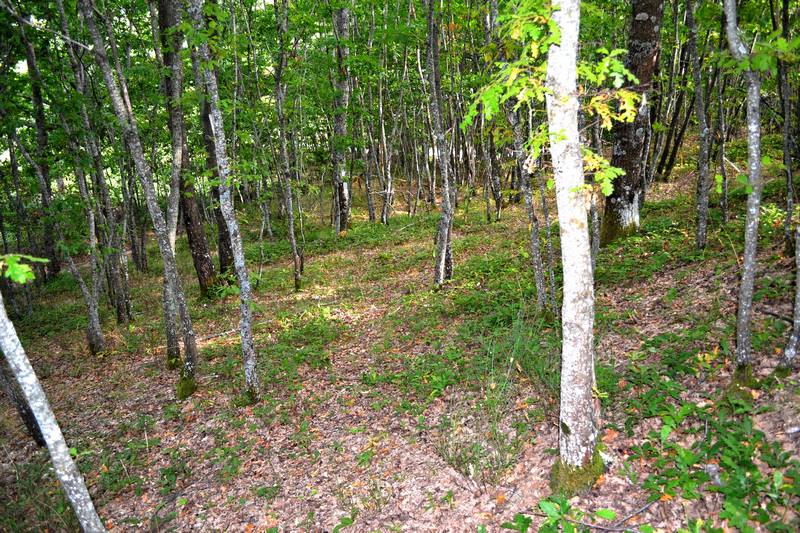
[0,0,93,52]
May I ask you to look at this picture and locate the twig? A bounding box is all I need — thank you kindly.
[758,308,792,323]
[528,512,644,533]
[723,155,743,175]
[612,500,657,529]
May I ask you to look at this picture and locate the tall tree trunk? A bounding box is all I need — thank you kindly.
[772,0,795,254]
[188,0,261,401]
[20,28,61,279]
[157,0,217,296]
[686,0,712,250]
[428,0,454,286]
[274,0,302,291]
[600,0,664,245]
[79,0,199,398]
[332,6,352,233]
[190,46,234,276]
[724,0,763,376]
[507,105,547,310]
[545,0,600,480]
[0,291,106,532]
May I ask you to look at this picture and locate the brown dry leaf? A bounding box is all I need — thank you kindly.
[496,493,506,506]
[659,493,673,502]
[602,429,619,444]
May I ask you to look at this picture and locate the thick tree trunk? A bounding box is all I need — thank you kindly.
[189,0,261,401]
[546,0,599,475]
[600,0,664,245]
[724,0,763,373]
[686,0,712,250]
[0,291,106,532]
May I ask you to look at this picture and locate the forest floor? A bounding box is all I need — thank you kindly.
[1,136,800,532]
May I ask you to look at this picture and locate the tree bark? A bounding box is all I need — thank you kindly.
[428,0,454,286]
[686,0,712,250]
[79,0,199,396]
[188,0,261,401]
[332,6,352,233]
[157,0,217,296]
[601,0,664,245]
[0,291,106,532]
[546,0,599,471]
[724,0,763,372]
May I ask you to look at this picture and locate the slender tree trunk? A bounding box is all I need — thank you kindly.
[80,0,199,397]
[331,6,352,233]
[773,0,795,254]
[428,0,454,286]
[189,0,261,401]
[0,291,106,532]
[686,0,712,250]
[724,0,763,374]
[601,0,665,244]
[508,105,547,310]
[778,223,800,370]
[157,0,217,296]
[546,0,600,477]
[190,48,234,276]
[274,0,302,291]
[20,28,61,279]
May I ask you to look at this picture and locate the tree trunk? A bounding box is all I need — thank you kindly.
[778,223,800,370]
[428,0,454,286]
[188,0,261,401]
[724,0,764,375]
[332,7,352,233]
[157,0,217,296]
[507,106,547,310]
[0,291,106,532]
[686,0,712,250]
[20,28,61,279]
[80,0,199,397]
[0,356,44,446]
[274,0,302,291]
[601,0,664,245]
[545,0,600,479]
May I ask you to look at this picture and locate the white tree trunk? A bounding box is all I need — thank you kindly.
[545,0,599,468]
[0,291,106,532]
[188,0,261,400]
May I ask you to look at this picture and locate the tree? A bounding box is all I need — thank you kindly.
[78,0,200,398]
[0,279,105,532]
[428,0,454,286]
[686,0,712,250]
[545,0,601,490]
[600,0,664,245]
[157,0,218,297]
[331,4,352,234]
[188,0,262,401]
[724,0,763,380]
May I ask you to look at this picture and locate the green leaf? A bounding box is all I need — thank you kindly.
[595,508,617,521]
[539,500,560,518]
[660,424,672,444]
[714,174,723,194]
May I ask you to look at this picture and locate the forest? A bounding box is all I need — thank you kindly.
[0,0,798,529]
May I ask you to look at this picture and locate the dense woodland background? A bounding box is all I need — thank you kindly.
[0,0,799,529]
